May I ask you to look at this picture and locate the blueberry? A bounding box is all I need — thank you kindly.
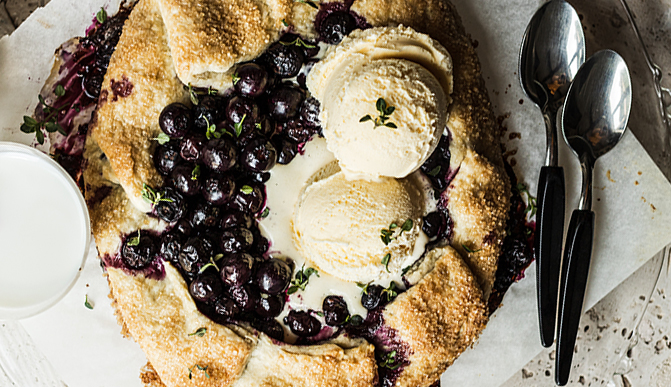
[213,296,240,320]
[160,232,183,265]
[189,200,221,229]
[251,230,269,256]
[121,230,157,269]
[255,258,291,295]
[272,136,298,165]
[299,97,321,128]
[422,211,446,239]
[178,237,213,273]
[153,141,182,176]
[219,253,255,287]
[256,294,285,318]
[255,116,276,138]
[322,295,350,326]
[241,138,277,172]
[200,174,236,205]
[193,95,224,131]
[189,273,224,302]
[283,310,322,337]
[251,318,284,341]
[219,227,254,254]
[233,63,269,98]
[279,120,313,143]
[174,218,193,237]
[233,183,265,214]
[228,285,259,312]
[263,42,304,78]
[319,12,357,45]
[170,164,201,196]
[297,59,318,89]
[220,211,253,230]
[248,171,272,184]
[83,68,104,99]
[201,138,237,173]
[267,84,305,121]
[180,133,207,162]
[361,284,385,310]
[159,103,193,138]
[225,96,260,132]
[154,187,186,223]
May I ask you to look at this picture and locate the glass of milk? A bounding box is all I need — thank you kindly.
[0,142,90,320]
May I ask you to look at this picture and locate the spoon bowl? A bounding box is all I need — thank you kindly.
[555,49,631,386]
[519,0,584,348]
[563,50,631,163]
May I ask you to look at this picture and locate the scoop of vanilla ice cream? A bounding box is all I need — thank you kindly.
[328,59,446,178]
[292,167,425,283]
[307,26,453,179]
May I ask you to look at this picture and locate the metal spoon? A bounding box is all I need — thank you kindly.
[519,0,585,348]
[555,49,631,386]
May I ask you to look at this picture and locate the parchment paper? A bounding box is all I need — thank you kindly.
[0,0,670,386]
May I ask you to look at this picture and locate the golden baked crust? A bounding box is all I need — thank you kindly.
[157,0,292,89]
[232,336,378,386]
[385,246,486,387]
[78,0,510,386]
[90,0,188,214]
[448,149,509,298]
[109,264,254,387]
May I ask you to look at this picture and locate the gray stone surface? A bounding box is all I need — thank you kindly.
[0,2,15,37]
[5,0,49,29]
[502,245,671,386]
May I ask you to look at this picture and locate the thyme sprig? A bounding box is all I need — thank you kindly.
[356,281,371,294]
[184,83,218,105]
[380,219,413,245]
[378,350,401,370]
[382,281,401,301]
[21,94,69,145]
[188,364,210,379]
[360,98,397,129]
[141,184,173,206]
[515,182,538,217]
[287,265,319,294]
[280,37,316,49]
[199,254,224,274]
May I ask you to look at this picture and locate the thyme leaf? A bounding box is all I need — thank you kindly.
[461,244,482,253]
[96,8,107,24]
[188,327,207,337]
[153,132,170,145]
[381,253,391,273]
[84,295,94,310]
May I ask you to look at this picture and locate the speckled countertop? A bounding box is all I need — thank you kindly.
[2,1,671,386]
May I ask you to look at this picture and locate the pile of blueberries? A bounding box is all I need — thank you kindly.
[117,11,368,341]
[419,135,453,242]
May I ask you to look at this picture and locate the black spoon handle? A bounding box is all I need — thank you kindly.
[535,166,566,348]
[555,210,595,386]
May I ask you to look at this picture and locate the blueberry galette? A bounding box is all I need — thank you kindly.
[39,0,513,385]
